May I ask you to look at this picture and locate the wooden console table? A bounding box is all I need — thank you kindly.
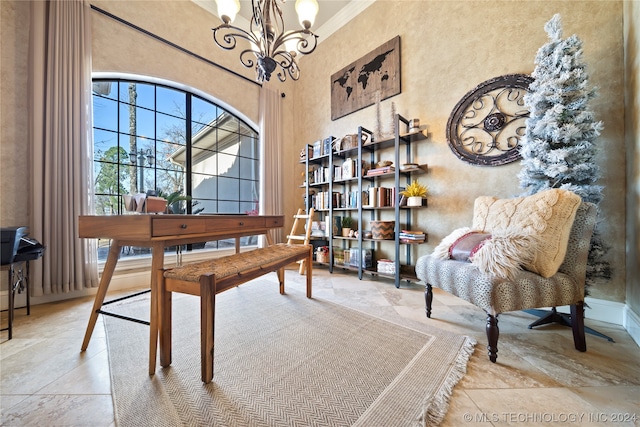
[78,214,283,374]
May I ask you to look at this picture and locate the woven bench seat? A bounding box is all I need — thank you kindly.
[157,243,313,383]
[163,243,311,290]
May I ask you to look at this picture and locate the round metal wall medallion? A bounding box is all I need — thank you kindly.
[446,74,534,166]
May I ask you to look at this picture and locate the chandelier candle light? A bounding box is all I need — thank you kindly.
[212,0,319,83]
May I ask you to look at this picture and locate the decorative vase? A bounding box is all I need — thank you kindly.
[407,196,422,207]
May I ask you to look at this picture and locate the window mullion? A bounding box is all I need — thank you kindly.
[186,93,193,214]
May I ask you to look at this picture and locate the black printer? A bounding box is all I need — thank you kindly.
[1,226,45,265]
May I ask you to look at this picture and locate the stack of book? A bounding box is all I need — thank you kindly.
[366,165,395,176]
[364,187,398,207]
[399,230,426,243]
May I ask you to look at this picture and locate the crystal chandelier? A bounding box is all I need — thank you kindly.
[212,0,319,83]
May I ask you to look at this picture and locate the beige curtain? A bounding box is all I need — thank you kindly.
[28,0,99,295]
[259,82,283,245]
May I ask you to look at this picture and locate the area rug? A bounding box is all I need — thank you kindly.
[104,280,475,427]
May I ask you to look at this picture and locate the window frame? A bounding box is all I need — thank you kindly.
[91,74,260,267]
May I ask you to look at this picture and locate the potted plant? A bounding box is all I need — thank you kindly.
[400,180,428,207]
[341,217,354,237]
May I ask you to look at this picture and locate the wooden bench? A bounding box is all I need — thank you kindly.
[156,243,313,383]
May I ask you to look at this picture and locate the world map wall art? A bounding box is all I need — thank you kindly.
[331,36,401,121]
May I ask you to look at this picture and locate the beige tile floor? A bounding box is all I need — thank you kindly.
[1,267,639,426]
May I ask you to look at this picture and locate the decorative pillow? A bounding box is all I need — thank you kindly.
[449,231,492,261]
[432,228,537,279]
[471,232,539,280]
[432,227,472,260]
[472,188,581,277]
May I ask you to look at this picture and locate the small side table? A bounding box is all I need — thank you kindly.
[1,260,31,340]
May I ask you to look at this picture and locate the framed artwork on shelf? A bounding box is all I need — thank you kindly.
[342,158,355,179]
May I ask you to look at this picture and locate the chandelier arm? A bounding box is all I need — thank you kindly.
[286,59,300,81]
[272,50,294,68]
[271,50,299,81]
[271,0,286,36]
[239,49,259,69]
[274,29,318,56]
[213,24,261,52]
[249,0,265,50]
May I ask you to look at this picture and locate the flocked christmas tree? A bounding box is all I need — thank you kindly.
[519,14,611,290]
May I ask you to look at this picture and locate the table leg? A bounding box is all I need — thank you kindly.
[25,261,31,315]
[306,246,313,298]
[149,242,165,376]
[81,241,121,351]
[159,268,172,368]
[265,232,274,246]
[8,265,14,340]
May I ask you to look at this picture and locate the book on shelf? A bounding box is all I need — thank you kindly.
[378,187,390,207]
[313,191,343,210]
[322,137,332,156]
[333,165,343,181]
[312,166,329,183]
[366,187,378,207]
[312,140,322,158]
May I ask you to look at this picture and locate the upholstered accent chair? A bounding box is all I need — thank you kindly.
[415,198,597,363]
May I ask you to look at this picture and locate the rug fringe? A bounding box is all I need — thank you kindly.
[418,336,477,427]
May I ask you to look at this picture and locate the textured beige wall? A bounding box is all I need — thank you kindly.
[291,0,626,302]
[624,1,640,320]
[0,1,30,227]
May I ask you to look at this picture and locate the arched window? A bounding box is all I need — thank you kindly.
[92,79,259,260]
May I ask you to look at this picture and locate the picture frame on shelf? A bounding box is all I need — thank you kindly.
[342,158,355,179]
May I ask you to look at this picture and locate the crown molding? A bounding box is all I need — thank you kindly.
[314,0,375,42]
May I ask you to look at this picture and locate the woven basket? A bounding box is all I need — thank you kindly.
[370,221,395,239]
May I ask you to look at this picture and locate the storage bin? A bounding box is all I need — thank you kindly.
[348,248,373,268]
[316,246,329,263]
[333,247,345,266]
[370,221,395,239]
[377,259,396,275]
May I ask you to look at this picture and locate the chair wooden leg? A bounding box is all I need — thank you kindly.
[425,284,433,318]
[278,267,285,295]
[486,314,499,363]
[200,274,216,384]
[570,302,587,352]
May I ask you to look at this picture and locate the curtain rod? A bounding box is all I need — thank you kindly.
[90,4,261,88]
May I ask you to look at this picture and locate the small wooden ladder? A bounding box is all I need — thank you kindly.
[286,208,315,274]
